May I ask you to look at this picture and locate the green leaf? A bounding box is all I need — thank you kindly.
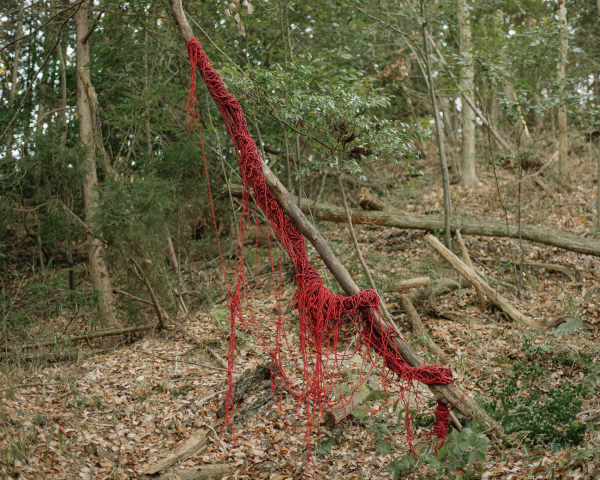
[388,456,415,480]
[315,438,333,455]
[550,317,587,337]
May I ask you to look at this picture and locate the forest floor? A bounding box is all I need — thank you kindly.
[2,141,600,480]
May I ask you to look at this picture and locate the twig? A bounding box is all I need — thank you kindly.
[57,309,82,342]
[337,173,401,334]
[0,2,83,55]
[400,295,450,365]
[0,381,66,394]
[113,288,152,305]
[128,257,166,329]
[197,389,227,406]
[136,350,234,374]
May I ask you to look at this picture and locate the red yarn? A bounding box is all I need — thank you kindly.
[186,37,454,471]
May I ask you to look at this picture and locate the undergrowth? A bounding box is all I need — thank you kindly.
[483,337,597,449]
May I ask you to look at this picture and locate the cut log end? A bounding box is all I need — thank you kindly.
[358,186,385,211]
[387,276,430,293]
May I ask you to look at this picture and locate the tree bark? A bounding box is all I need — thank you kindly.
[458,0,477,187]
[76,3,121,329]
[455,230,486,311]
[226,183,600,257]
[425,234,544,329]
[57,37,75,290]
[422,2,452,248]
[400,295,450,365]
[5,7,24,156]
[557,0,568,178]
[358,186,385,211]
[77,67,119,182]
[597,3,600,232]
[57,37,68,144]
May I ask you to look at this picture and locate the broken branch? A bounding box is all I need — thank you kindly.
[425,234,544,329]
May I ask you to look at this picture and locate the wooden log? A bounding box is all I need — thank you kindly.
[168,4,503,440]
[475,258,576,283]
[399,295,450,365]
[525,262,575,282]
[386,276,430,293]
[11,325,154,351]
[406,277,470,304]
[425,235,544,329]
[0,348,111,364]
[224,183,600,258]
[455,231,487,311]
[154,464,235,480]
[358,186,385,211]
[146,428,209,475]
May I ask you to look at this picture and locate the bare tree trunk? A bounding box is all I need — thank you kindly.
[58,37,75,290]
[76,2,121,329]
[490,9,502,129]
[458,0,477,187]
[144,29,153,157]
[422,1,452,248]
[5,7,24,156]
[57,38,68,145]
[597,2,600,232]
[597,146,600,233]
[557,0,568,179]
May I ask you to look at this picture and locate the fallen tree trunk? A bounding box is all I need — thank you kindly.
[154,464,235,480]
[426,234,545,329]
[386,276,430,293]
[146,428,209,475]
[456,230,487,311]
[225,184,600,257]
[406,277,470,304]
[259,163,503,437]
[6,325,154,351]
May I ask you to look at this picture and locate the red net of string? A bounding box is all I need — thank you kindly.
[186,37,455,474]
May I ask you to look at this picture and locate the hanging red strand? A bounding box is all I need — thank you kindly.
[186,37,455,474]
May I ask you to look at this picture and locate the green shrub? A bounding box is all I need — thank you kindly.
[485,361,587,447]
[389,423,489,480]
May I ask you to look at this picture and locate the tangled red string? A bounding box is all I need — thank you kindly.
[186,37,455,473]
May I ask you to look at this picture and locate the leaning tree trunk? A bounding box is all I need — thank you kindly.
[458,0,477,187]
[225,184,600,258]
[76,3,121,329]
[557,0,568,179]
[421,1,452,248]
[57,37,75,290]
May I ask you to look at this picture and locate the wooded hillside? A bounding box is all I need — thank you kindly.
[2,0,600,479]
